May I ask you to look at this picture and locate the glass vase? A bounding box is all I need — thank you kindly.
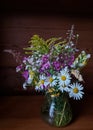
[41,93,72,127]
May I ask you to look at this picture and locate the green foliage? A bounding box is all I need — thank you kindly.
[23,35,67,55]
[54,94,72,126]
[72,51,91,70]
[24,35,49,54]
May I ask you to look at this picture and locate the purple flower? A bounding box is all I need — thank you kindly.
[53,61,61,71]
[22,70,29,80]
[71,55,75,62]
[43,61,51,69]
[46,72,51,76]
[23,57,28,64]
[40,61,51,71]
[68,55,75,66]
[16,64,23,72]
[59,53,75,67]
[42,54,49,63]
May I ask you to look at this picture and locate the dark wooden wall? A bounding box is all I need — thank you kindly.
[0,0,93,95]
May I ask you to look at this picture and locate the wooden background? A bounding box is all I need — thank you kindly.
[0,0,93,95]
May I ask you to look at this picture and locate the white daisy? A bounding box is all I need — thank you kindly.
[58,85,70,93]
[58,67,71,90]
[35,75,48,91]
[69,82,84,100]
[47,75,57,87]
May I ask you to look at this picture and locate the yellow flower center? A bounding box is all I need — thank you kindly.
[61,75,66,81]
[29,71,34,78]
[73,87,79,93]
[40,80,44,84]
[49,77,53,83]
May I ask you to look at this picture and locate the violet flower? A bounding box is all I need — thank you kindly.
[23,57,28,64]
[16,64,23,72]
[43,61,51,69]
[22,70,29,80]
[68,55,75,66]
[53,61,61,71]
[42,54,49,63]
[40,61,51,71]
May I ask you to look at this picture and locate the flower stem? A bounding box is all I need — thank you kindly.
[58,101,66,126]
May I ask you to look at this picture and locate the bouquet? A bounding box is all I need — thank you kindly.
[15,25,90,100]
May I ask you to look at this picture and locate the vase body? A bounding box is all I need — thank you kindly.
[41,93,72,127]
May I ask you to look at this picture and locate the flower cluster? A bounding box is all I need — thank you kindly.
[16,25,91,100]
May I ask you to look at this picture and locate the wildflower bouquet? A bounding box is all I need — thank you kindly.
[16,25,90,126]
[16,25,90,100]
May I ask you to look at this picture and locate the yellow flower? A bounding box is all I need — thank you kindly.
[51,93,60,97]
[29,71,34,78]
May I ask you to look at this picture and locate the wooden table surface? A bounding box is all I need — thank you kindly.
[0,94,93,130]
